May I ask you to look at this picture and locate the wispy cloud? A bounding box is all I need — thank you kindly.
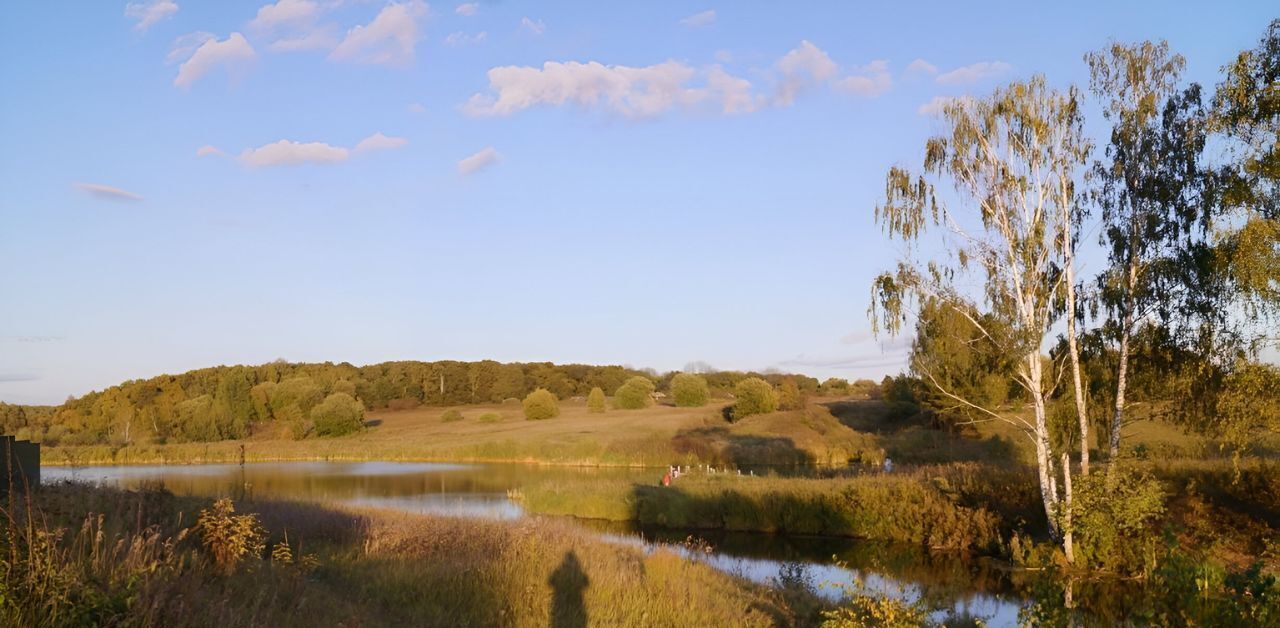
[330,1,426,66]
[0,373,41,383]
[834,59,891,98]
[73,182,143,202]
[520,17,545,36]
[906,58,937,75]
[455,2,477,16]
[444,31,486,46]
[172,32,256,88]
[458,146,500,175]
[773,40,838,106]
[239,139,350,167]
[249,0,339,52]
[936,61,1012,85]
[353,132,409,153]
[917,95,970,116]
[679,10,716,28]
[231,132,407,167]
[196,144,226,157]
[125,0,178,33]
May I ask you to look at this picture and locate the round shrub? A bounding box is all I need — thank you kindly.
[614,376,655,410]
[478,412,503,424]
[441,409,464,423]
[310,392,365,437]
[670,373,709,407]
[523,388,560,420]
[733,378,778,419]
[587,387,606,413]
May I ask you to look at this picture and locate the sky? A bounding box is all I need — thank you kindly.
[0,1,1275,405]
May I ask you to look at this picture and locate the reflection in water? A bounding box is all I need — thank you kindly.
[46,462,1037,625]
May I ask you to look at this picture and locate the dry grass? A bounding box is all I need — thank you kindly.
[1,482,820,627]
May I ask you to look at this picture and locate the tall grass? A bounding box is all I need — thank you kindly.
[0,482,825,627]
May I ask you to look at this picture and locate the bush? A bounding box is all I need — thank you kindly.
[732,378,777,419]
[441,409,464,423]
[523,389,560,420]
[670,374,709,407]
[614,376,655,410]
[1072,468,1167,572]
[478,412,503,424]
[778,377,805,411]
[310,392,365,437]
[587,387,607,413]
[196,498,265,574]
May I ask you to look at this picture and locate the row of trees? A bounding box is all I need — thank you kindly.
[870,22,1280,564]
[3,360,856,446]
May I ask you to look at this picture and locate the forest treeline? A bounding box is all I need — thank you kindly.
[0,360,871,446]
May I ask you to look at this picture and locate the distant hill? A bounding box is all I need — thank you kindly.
[0,360,849,447]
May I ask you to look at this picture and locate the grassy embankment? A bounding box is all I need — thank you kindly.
[0,482,826,627]
[42,399,877,467]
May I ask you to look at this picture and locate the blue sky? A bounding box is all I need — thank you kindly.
[0,1,1274,404]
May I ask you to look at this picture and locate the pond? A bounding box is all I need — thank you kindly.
[47,461,1071,626]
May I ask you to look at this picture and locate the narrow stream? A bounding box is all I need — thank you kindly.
[45,461,1047,625]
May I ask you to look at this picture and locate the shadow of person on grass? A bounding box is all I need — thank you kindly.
[548,551,589,628]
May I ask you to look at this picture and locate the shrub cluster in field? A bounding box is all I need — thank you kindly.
[732,377,778,420]
[614,376,655,409]
[522,388,560,420]
[670,373,709,407]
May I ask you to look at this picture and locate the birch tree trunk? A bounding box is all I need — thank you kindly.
[1064,249,1090,476]
[1109,253,1139,481]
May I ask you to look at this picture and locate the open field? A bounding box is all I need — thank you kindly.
[42,398,876,467]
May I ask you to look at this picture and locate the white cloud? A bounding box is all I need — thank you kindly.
[268,28,339,52]
[464,60,706,119]
[407,102,427,114]
[238,139,350,167]
[936,61,1012,85]
[173,32,256,88]
[774,40,838,106]
[444,31,486,46]
[329,1,426,66]
[679,10,716,28]
[166,31,215,64]
[248,0,318,31]
[196,145,226,157]
[906,58,937,75]
[917,95,970,116]
[519,17,545,35]
[73,182,143,202]
[458,146,500,175]
[705,66,761,114]
[354,132,409,153]
[125,0,178,33]
[834,59,891,97]
[455,2,477,16]
[249,0,338,52]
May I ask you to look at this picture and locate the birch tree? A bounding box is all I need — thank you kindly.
[869,76,1091,560]
[1085,41,1212,480]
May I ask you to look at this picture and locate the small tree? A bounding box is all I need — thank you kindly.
[670,373,709,407]
[733,377,778,418]
[196,498,266,575]
[614,376,655,410]
[523,388,560,420]
[310,392,365,437]
[586,387,606,413]
[777,377,805,411]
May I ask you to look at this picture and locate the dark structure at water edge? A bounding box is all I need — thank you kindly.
[1,435,39,492]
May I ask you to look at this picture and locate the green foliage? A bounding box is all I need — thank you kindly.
[614,376,655,410]
[820,571,933,628]
[441,409,465,423]
[732,378,777,419]
[309,393,365,437]
[1071,468,1167,572]
[908,299,1015,424]
[586,387,607,413]
[477,412,503,424]
[522,388,560,421]
[1212,362,1280,462]
[195,498,265,575]
[669,374,709,408]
